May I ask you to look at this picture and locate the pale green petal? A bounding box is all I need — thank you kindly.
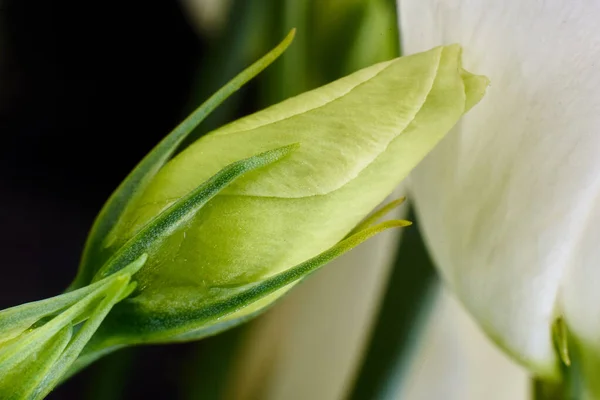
[116,46,441,225]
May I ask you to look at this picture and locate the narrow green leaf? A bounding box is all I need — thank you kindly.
[346,197,408,238]
[95,219,408,345]
[181,0,276,143]
[66,221,406,381]
[0,281,112,376]
[31,277,133,400]
[0,254,147,344]
[93,144,298,281]
[203,220,410,319]
[71,29,296,289]
[0,255,145,386]
[3,326,72,400]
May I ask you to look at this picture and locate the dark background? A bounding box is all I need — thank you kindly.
[0,1,208,398]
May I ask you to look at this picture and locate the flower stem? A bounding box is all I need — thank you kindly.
[532,377,567,400]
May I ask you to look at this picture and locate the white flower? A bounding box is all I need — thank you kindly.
[400,0,600,394]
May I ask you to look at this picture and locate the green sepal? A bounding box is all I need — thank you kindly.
[71,29,296,289]
[92,144,298,281]
[0,254,147,345]
[0,326,72,400]
[83,219,408,350]
[30,278,133,400]
[0,256,146,400]
[346,197,409,238]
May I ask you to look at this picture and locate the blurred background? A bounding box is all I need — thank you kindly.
[0,0,527,399]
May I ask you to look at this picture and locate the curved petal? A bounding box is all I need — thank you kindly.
[397,286,528,400]
[400,0,600,381]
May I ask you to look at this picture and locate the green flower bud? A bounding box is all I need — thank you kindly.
[0,33,488,396]
[85,42,489,346]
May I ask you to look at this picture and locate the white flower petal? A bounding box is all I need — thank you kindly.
[397,285,528,400]
[399,0,600,379]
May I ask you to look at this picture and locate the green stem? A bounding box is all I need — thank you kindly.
[532,377,567,400]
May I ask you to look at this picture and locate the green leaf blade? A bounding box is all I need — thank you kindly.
[0,325,72,400]
[0,254,147,345]
[93,144,298,281]
[31,277,133,400]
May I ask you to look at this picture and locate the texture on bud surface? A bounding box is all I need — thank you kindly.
[84,44,488,345]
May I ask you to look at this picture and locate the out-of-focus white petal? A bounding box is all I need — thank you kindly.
[396,285,528,400]
[400,0,600,381]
